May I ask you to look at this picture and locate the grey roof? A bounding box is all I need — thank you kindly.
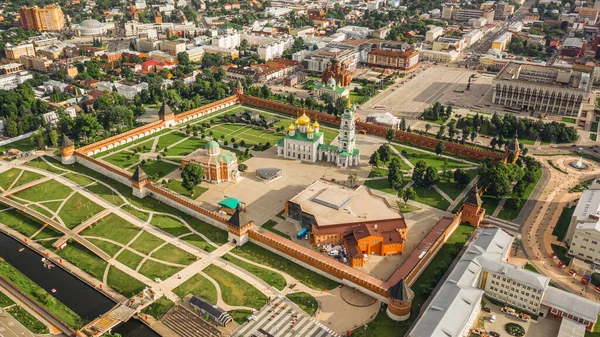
[256,168,282,180]
[227,210,241,228]
[60,134,73,148]
[464,187,482,207]
[236,79,243,89]
[388,278,414,302]
[563,37,584,49]
[158,98,173,117]
[189,296,232,325]
[131,166,148,182]
[542,287,600,323]
[506,132,520,152]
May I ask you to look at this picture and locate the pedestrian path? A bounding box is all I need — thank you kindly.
[446,176,479,212]
[432,185,453,204]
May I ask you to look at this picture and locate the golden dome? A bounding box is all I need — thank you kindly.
[288,123,296,131]
[296,112,311,126]
[312,120,320,128]
[307,126,314,134]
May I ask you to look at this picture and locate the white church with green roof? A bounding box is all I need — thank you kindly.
[276,104,360,168]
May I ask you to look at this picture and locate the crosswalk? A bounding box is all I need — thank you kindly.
[483,216,521,233]
[233,297,339,337]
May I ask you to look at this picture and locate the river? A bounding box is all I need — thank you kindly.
[0,232,161,337]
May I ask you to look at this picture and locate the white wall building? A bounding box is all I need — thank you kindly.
[426,26,444,42]
[0,71,33,91]
[567,180,600,269]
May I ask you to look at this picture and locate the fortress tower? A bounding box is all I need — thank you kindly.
[158,97,175,128]
[386,278,414,321]
[226,210,253,246]
[234,79,244,96]
[59,134,75,165]
[461,187,485,227]
[130,166,150,198]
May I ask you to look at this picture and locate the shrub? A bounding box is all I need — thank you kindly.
[505,323,525,337]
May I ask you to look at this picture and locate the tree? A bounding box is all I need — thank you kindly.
[49,129,59,148]
[386,128,395,142]
[377,144,392,163]
[347,172,357,186]
[425,123,431,134]
[454,169,470,186]
[238,164,248,172]
[401,187,416,204]
[400,119,407,131]
[369,151,380,167]
[435,141,445,156]
[388,157,404,190]
[422,166,439,186]
[412,160,427,185]
[181,162,204,193]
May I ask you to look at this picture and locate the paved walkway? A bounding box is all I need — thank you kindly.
[446,175,479,212]
[432,185,453,204]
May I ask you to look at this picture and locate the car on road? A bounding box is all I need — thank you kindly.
[490,315,496,323]
[579,147,584,150]
[535,147,541,150]
[595,286,600,294]
[483,307,491,313]
[581,278,590,285]
[489,332,500,337]
[550,253,557,259]
[568,269,577,277]
[551,145,558,148]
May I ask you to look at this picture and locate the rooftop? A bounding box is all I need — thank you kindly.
[289,179,400,227]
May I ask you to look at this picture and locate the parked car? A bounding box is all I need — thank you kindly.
[568,269,577,277]
[550,253,557,259]
[595,286,600,294]
[489,331,500,337]
[483,307,492,313]
[581,278,589,285]
[490,315,496,323]
[552,145,558,148]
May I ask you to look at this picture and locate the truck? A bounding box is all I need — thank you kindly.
[297,228,308,240]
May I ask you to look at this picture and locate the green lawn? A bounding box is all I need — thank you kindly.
[397,201,421,213]
[413,184,451,210]
[0,260,84,328]
[480,195,500,215]
[81,213,140,245]
[136,160,179,181]
[103,152,140,169]
[524,263,539,273]
[204,264,268,309]
[142,296,173,319]
[173,273,218,303]
[29,203,53,218]
[165,137,207,156]
[551,244,570,265]
[12,179,72,202]
[0,290,15,307]
[209,124,282,148]
[130,231,165,255]
[561,117,577,124]
[26,158,65,174]
[107,267,147,297]
[156,132,188,151]
[165,179,207,199]
[132,140,155,153]
[261,220,291,240]
[122,205,149,222]
[364,178,407,195]
[7,305,49,334]
[223,254,286,290]
[232,242,338,290]
[497,168,542,221]
[150,214,191,237]
[86,183,124,206]
[393,145,475,171]
[56,242,107,280]
[367,167,389,178]
[64,173,95,187]
[0,168,22,190]
[435,170,478,201]
[552,206,575,242]
[115,249,144,270]
[0,209,46,237]
[87,238,122,257]
[351,224,475,337]
[138,260,182,281]
[286,292,318,315]
[180,234,215,252]
[57,193,105,229]
[12,171,43,189]
[151,244,197,265]
[585,316,600,337]
[0,138,37,153]
[229,309,253,325]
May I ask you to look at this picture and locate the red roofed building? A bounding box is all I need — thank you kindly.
[142,59,158,72]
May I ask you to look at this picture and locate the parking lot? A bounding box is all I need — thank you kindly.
[480,299,561,337]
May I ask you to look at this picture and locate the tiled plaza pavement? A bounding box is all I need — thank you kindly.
[233,297,340,337]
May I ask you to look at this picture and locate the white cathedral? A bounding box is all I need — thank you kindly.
[276,102,360,168]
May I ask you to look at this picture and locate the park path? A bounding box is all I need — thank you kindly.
[390,145,414,169]
[432,185,453,204]
[447,175,479,212]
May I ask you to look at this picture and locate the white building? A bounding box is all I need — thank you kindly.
[464,30,484,47]
[408,226,600,337]
[0,71,33,91]
[418,49,459,62]
[74,19,109,36]
[426,26,444,42]
[567,180,600,269]
[337,26,373,39]
[276,106,360,167]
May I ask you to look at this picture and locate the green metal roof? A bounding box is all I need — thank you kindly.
[318,144,338,151]
[206,141,219,149]
[352,148,360,155]
[284,130,323,143]
[219,197,240,209]
[313,82,348,94]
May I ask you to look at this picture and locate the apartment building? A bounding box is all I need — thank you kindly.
[5,43,36,61]
[492,32,513,51]
[408,227,600,337]
[455,8,495,22]
[0,63,24,75]
[160,40,186,56]
[426,26,444,42]
[302,46,357,73]
[0,71,33,90]
[566,181,600,269]
[20,5,65,32]
[492,63,592,116]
